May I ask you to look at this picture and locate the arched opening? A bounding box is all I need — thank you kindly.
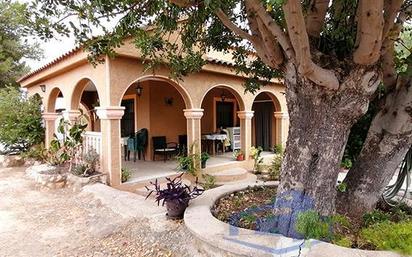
[71,78,101,132]
[200,86,245,162]
[47,87,65,113]
[120,78,189,182]
[252,91,281,151]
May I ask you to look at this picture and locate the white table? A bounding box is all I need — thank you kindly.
[202,134,227,155]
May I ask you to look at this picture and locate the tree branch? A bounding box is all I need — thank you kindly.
[215,9,254,42]
[249,0,294,60]
[382,0,404,39]
[283,0,339,90]
[305,0,330,38]
[353,0,384,65]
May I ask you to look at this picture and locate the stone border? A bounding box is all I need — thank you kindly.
[184,181,400,257]
[26,164,68,189]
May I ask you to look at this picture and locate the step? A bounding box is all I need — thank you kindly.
[135,178,192,198]
[206,167,249,183]
[215,172,258,186]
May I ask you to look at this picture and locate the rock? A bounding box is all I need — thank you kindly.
[0,155,25,168]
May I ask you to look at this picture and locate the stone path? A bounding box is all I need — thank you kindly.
[0,167,207,257]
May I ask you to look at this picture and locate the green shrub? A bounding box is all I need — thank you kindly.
[269,154,283,180]
[359,220,412,255]
[295,210,332,240]
[21,143,47,162]
[336,182,347,193]
[340,158,353,169]
[272,144,283,154]
[363,210,391,227]
[201,174,216,190]
[121,168,131,182]
[0,87,44,154]
[334,236,352,248]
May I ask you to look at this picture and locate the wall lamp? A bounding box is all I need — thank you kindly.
[40,84,46,93]
[135,83,143,97]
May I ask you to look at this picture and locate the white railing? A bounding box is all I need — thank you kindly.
[83,131,102,156]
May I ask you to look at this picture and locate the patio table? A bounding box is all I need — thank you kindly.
[202,134,227,156]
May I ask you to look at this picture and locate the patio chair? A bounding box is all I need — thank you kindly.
[178,134,187,155]
[152,136,178,162]
[127,128,148,162]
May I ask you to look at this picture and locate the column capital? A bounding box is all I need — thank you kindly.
[42,112,60,121]
[237,111,254,120]
[95,106,125,120]
[62,110,81,121]
[274,111,288,119]
[184,109,204,119]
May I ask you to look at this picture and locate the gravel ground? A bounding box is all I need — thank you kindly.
[0,167,206,257]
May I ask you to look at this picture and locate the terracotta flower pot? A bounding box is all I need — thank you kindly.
[236,155,244,161]
[165,198,189,219]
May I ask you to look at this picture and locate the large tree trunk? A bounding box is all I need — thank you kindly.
[338,79,412,219]
[274,63,380,238]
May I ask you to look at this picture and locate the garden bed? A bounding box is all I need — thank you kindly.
[211,185,412,255]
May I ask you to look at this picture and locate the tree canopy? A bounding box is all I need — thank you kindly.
[0,0,43,87]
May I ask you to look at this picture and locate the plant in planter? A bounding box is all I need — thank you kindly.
[121,167,131,183]
[145,173,204,219]
[71,150,99,177]
[201,152,209,169]
[250,146,263,173]
[176,143,200,176]
[233,150,244,161]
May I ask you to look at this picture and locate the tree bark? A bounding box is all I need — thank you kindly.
[338,80,412,220]
[274,63,380,238]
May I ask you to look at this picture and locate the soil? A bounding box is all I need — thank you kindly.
[211,186,278,232]
[0,166,205,257]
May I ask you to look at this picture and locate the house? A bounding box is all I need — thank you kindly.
[18,39,289,188]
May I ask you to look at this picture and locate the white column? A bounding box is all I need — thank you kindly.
[42,112,59,148]
[184,109,204,170]
[238,111,254,159]
[95,106,125,186]
[274,111,289,148]
[61,110,81,123]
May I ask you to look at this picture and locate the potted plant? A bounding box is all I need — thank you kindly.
[145,173,204,219]
[233,149,244,161]
[250,146,263,173]
[201,152,209,169]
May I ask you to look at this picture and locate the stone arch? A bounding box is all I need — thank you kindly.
[252,90,282,112]
[199,84,246,111]
[46,87,64,112]
[70,77,101,110]
[117,75,193,109]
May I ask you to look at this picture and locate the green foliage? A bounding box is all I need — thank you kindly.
[250,146,263,173]
[295,210,351,241]
[359,221,412,255]
[0,1,42,86]
[272,144,283,155]
[72,150,99,177]
[201,174,216,190]
[333,236,352,248]
[21,143,47,162]
[121,167,131,183]
[363,210,391,227]
[176,143,200,176]
[201,152,210,162]
[46,114,87,166]
[340,158,352,169]
[295,210,332,240]
[336,182,347,193]
[270,153,283,180]
[0,87,44,153]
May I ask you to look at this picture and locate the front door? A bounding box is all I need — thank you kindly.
[216,101,234,129]
[253,102,273,151]
[121,99,135,137]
